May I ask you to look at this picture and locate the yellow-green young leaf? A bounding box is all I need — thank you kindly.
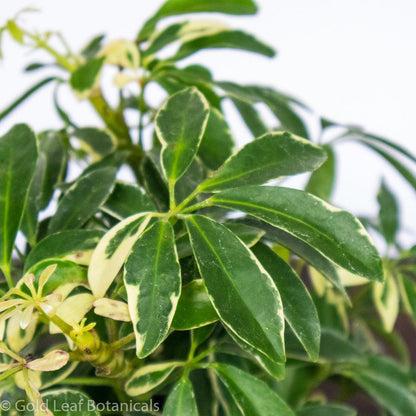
[0,124,38,273]
[102,182,156,220]
[185,215,285,363]
[156,87,209,184]
[99,40,140,69]
[199,133,326,192]
[211,186,383,282]
[7,309,37,352]
[41,389,99,416]
[26,350,69,372]
[49,293,95,334]
[172,280,218,330]
[6,20,24,43]
[70,57,104,98]
[24,229,103,272]
[125,362,181,396]
[252,243,320,361]
[93,298,131,322]
[377,180,399,245]
[124,221,181,358]
[171,30,275,61]
[88,213,151,297]
[373,272,399,332]
[398,274,416,324]
[214,364,295,416]
[47,167,116,235]
[164,377,199,416]
[305,145,336,201]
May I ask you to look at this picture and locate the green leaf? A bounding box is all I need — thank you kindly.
[0,77,57,122]
[215,363,295,416]
[211,186,383,282]
[171,30,275,61]
[350,130,416,164]
[231,97,268,137]
[286,328,362,364]
[125,361,181,396]
[297,404,357,416]
[47,167,116,234]
[24,229,103,272]
[141,150,170,212]
[172,279,218,330]
[102,182,156,220]
[359,140,416,193]
[259,223,345,292]
[344,355,416,416]
[199,107,235,170]
[218,83,309,139]
[305,145,336,201]
[71,127,115,158]
[0,124,38,275]
[37,131,68,209]
[377,180,399,245]
[81,34,105,60]
[228,332,286,380]
[200,133,326,192]
[145,20,229,57]
[186,215,285,363]
[124,221,181,357]
[252,243,320,361]
[225,222,265,247]
[88,213,152,297]
[41,388,99,415]
[21,152,47,244]
[156,87,209,184]
[70,57,104,96]
[164,377,199,416]
[176,157,206,205]
[155,0,257,17]
[139,0,257,39]
[176,222,264,258]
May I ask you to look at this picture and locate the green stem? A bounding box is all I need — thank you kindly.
[169,180,176,210]
[109,332,136,350]
[1,263,13,289]
[174,186,203,214]
[180,198,212,215]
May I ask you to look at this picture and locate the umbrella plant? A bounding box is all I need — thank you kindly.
[1,1,416,415]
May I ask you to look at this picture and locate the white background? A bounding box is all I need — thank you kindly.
[1,0,415,250]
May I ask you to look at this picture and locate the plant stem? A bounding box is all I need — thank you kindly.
[1,263,13,289]
[109,332,136,350]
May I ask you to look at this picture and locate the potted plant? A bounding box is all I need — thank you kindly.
[1,1,415,415]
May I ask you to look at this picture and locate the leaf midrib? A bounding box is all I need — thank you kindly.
[212,196,373,277]
[187,216,280,358]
